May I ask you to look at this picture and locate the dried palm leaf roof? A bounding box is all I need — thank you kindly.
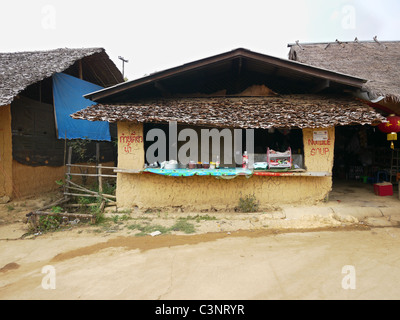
[288,40,400,102]
[0,47,123,106]
[71,95,385,129]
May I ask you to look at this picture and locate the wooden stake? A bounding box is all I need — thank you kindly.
[98,164,103,194]
[66,146,72,197]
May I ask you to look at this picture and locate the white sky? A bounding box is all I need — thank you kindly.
[1,0,399,81]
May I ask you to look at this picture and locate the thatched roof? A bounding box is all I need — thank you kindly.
[0,47,123,106]
[71,95,385,129]
[288,40,400,102]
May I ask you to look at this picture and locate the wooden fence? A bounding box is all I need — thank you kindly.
[64,146,118,205]
[27,145,119,230]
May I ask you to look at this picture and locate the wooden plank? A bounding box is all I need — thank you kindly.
[64,192,116,200]
[114,168,142,174]
[66,180,116,199]
[66,164,118,170]
[35,211,93,219]
[65,186,116,200]
[67,173,117,178]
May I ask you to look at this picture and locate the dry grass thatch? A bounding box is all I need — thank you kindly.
[71,95,385,129]
[289,40,400,102]
[0,47,123,106]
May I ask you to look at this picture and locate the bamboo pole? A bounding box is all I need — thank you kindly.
[64,186,116,200]
[34,211,95,224]
[66,164,118,170]
[66,180,116,199]
[65,146,72,198]
[98,164,103,194]
[64,192,116,201]
[35,211,93,219]
[64,201,116,208]
[66,173,117,178]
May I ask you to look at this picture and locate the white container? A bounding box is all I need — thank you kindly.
[164,163,179,170]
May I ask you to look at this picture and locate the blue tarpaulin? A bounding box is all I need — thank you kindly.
[52,72,111,141]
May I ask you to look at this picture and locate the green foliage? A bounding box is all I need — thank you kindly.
[55,179,64,186]
[37,216,62,232]
[127,218,196,236]
[127,223,171,236]
[170,219,196,234]
[69,138,92,162]
[238,194,260,213]
[90,200,106,224]
[183,214,217,223]
[51,206,63,213]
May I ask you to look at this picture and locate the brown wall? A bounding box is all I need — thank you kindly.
[0,105,13,199]
[12,161,116,199]
[12,161,64,198]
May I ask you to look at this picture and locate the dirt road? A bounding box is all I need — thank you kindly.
[1,190,400,300]
[1,223,400,300]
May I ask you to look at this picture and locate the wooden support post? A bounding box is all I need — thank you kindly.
[65,146,72,198]
[78,60,83,80]
[96,142,100,174]
[98,164,103,194]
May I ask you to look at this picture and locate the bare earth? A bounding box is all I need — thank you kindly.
[1,190,400,300]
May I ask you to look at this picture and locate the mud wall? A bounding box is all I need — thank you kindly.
[303,127,335,172]
[0,105,13,199]
[12,161,116,199]
[117,174,333,211]
[116,123,335,210]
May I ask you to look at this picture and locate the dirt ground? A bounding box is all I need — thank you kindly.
[1,188,400,300]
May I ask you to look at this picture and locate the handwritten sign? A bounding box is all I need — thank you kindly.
[308,138,331,157]
[119,131,143,154]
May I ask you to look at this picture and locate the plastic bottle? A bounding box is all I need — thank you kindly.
[216,155,220,169]
[242,151,248,169]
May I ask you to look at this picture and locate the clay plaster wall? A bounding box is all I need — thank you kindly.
[117,122,144,170]
[12,161,64,198]
[0,105,13,198]
[302,127,335,172]
[12,160,116,199]
[116,123,336,210]
[117,174,333,210]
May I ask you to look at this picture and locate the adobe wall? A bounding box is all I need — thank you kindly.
[12,161,116,199]
[0,105,13,199]
[303,127,335,172]
[12,161,64,198]
[116,122,335,210]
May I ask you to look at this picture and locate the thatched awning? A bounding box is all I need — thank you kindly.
[71,95,385,129]
[0,48,123,106]
[288,40,400,102]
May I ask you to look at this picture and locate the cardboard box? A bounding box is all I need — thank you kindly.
[374,182,393,196]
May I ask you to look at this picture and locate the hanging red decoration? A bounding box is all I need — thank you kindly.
[378,114,400,149]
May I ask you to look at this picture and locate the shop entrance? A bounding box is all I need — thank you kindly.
[332,124,398,198]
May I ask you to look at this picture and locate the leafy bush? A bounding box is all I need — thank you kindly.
[37,216,62,232]
[171,219,196,234]
[238,194,260,213]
